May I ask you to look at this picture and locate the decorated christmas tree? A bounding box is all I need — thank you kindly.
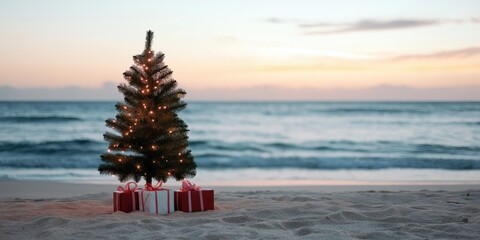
[99,30,196,184]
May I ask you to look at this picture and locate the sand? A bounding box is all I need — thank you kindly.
[0,181,479,239]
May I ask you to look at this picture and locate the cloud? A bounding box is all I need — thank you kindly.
[391,47,480,61]
[264,17,480,35]
[303,19,440,34]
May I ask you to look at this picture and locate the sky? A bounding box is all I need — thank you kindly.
[0,0,479,100]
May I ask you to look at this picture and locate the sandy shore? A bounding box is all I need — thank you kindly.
[0,180,479,239]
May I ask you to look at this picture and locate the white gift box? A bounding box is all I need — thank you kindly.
[139,189,175,214]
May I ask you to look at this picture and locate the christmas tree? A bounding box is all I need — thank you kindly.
[99,30,197,184]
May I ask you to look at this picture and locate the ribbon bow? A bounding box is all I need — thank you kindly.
[145,182,164,191]
[180,179,201,191]
[117,181,138,193]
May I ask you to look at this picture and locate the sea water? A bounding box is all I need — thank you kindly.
[0,101,479,184]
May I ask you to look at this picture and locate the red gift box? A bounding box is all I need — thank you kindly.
[174,180,214,212]
[113,182,141,213]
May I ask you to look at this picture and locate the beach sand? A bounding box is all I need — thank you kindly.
[0,181,479,239]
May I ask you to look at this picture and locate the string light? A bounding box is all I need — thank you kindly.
[179,159,183,163]
[152,119,155,122]
[163,106,167,109]
[149,111,153,114]
[118,158,122,162]
[151,145,156,150]
[107,149,111,152]
[168,172,171,175]
[178,153,181,156]
[137,165,140,169]
[169,130,173,134]
[123,106,127,110]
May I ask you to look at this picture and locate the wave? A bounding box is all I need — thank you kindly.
[0,116,82,123]
[1,155,479,170]
[0,139,104,154]
[315,108,430,115]
[0,139,478,170]
[195,156,480,170]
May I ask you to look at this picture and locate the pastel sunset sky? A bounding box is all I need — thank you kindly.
[0,0,479,98]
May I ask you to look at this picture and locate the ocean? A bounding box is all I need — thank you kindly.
[0,101,479,184]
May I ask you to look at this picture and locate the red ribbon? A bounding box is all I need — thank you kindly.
[180,179,201,192]
[117,181,138,193]
[145,182,164,191]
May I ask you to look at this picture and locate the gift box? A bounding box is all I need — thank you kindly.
[139,183,174,214]
[174,180,214,212]
[113,182,141,213]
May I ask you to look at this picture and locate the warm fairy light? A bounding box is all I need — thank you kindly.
[168,172,171,175]
[163,106,167,109]
[129,129,133,133]
[148,59,151,62]
[152,119,155,122]
[149,111,153,114]
[166,160,168,162]
[180,159,183,163]
[135,119,138,122]
[140,146,143,149]
[153,160,156,163]
[137,165,140,169]
[118,159,122,162]
[126,132,129,136]
[169,130,173,134]
[158,107,161,110]
[107,149,111,152]
[112,175,115,178]
[151,145,156,149]
[134,123,137,125]
[178,153,181,156]
[123,106,127,109]
[141,90,145,93]
[154,86,158,89]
